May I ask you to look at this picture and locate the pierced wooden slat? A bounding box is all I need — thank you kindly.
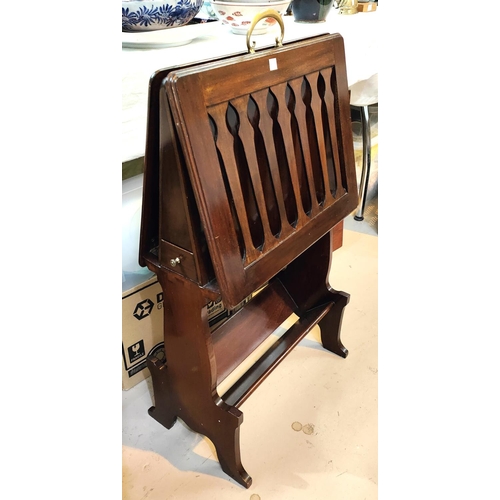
[230,95,278,254]
[320,67,346,199]
[209,103,261,264]
[302,74,326,207]
[271,82,310,227]
[250,88,294,240]
[287,77,320,217]
[264,88,299,229]
[308,71,335,205]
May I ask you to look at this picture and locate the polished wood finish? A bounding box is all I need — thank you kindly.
[212,279,296,384]
[139,33,358,488]
[164,34,357,309]
[331,220,344,252]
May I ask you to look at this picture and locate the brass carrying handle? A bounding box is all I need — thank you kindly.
[246,9,285,54]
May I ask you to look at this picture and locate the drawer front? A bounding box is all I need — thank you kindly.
[160,240,198,283]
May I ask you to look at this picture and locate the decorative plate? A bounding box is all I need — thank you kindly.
[122,17,222,48]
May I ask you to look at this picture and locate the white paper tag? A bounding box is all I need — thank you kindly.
[269,58,278,71]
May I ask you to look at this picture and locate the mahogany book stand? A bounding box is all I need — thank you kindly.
[138,26,358,488]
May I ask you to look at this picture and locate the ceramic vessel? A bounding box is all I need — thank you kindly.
[292,0,333,22]
[210,0,289,34]
[122,0,204,32]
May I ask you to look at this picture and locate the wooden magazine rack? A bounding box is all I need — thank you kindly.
[139,20,358,488]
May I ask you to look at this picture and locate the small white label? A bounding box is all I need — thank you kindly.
[269,58,278,71]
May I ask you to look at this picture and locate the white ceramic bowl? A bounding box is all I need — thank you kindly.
[122,0,204,32]
[210,0,289,34]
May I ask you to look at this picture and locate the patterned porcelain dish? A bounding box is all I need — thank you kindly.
[210,0,289,34]
[122,18,222,48]
[122,0,204,32]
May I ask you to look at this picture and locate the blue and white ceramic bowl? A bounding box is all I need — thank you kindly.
[122,0,204,32]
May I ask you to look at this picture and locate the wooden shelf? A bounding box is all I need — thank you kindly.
[212,280,296,384]
[222,302,334,408]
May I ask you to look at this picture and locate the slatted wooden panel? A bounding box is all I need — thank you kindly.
[207,68,349,266]
[164,34,358,308]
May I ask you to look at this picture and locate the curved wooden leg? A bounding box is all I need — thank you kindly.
[277,232,350,357]
[148,270,252,488]
[210,405,252,488]
[318,291,349,358]
[147,355,177,429]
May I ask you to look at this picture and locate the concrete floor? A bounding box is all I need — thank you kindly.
[122,228,378,499]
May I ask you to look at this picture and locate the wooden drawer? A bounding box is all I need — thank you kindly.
[160,240,198,282]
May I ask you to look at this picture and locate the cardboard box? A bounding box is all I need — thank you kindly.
[122,277,165,390]
[122,276,251,390]
[357,1,377,12]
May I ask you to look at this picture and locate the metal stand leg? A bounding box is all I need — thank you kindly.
[354,105,371,221]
